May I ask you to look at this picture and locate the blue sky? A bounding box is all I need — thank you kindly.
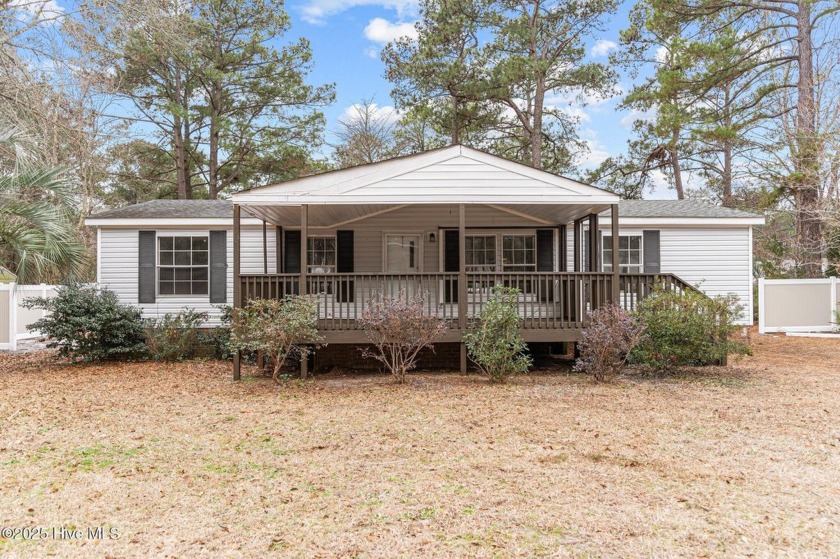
[38,0,674,197]
[279,0,675,196]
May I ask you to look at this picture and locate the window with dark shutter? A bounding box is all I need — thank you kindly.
[444,229,459,303]
[209,231,227,303]
[336,230,354,302]
[138,231,156,303]
[643,230,661,273]
[284,230,301,274]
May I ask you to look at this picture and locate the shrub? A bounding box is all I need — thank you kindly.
[199,305,234,360]
[145,308,208,361]
[358,290,447,383]
[574,304,646,382]
[463,286,532,382]
[23,283,147,362]
[230,296,322,383]
[630,288,751,372]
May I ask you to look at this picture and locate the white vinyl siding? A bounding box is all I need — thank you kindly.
[99,227,276,325]
[565,225,754,324]
[98,210,754,325]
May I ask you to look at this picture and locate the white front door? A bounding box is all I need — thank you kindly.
[385,234,421,273]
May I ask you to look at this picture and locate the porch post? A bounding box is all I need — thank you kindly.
[300,204,308,379]
[611,204,620,304]
[558,225,567,272]
[587,213,599,272]
[458,203,467,374]
[258,218,266,372]
[573,218,582,272]
[262,220,268,274]
[233,204,241,381]
[275,226,282,273]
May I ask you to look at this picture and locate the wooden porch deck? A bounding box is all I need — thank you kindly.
[238,272,695,342]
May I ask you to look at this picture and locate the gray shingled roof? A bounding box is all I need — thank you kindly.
[89,198,761,220]
[90,199,235,219]
[610,199,761,219]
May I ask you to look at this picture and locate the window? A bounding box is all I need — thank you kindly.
[603,235,642,274]
[158,236,208,295]
[465,235,496,272]
[502,235,536,272]
[307,237,336,273]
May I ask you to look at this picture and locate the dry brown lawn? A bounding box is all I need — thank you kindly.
[1,334,839,558]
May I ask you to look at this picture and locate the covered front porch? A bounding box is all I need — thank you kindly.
[228,146,686,378]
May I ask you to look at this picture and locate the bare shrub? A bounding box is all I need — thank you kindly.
[230,296,322,383]
[574,304,646,382]
[358,290,447,383]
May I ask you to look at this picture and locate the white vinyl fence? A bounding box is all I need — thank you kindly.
[758,277,840,334]
[0,283,59,350]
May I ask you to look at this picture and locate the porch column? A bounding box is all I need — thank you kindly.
[275,226,282,273]
[300,204,308,379]
[587,213,599,272]
[233,204,241,381]
[558,225,567,272]
[459,204,467,374]
[611,204,620,304]
[573,218,582,272]
[262,220,268,274]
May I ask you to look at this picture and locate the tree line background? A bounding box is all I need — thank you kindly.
[1,0,838,283]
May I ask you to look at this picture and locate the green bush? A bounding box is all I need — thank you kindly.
[630,288,750,372]
[199,305,234,360]
[23,283,147,362]
[145,308,208,361]
[463,286,532,382]
[230,296,322,383]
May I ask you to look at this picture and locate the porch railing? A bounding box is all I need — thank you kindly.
[238,272,698,331]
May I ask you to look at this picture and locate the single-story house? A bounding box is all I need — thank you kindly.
[85,145,764,377]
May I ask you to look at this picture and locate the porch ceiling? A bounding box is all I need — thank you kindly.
[241,203,613,228]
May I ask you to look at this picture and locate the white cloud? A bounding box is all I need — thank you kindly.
[590,39,617,58]
[578,139,611,167]
[363,18,418,44]
[560,106,591,122]
[364,46,380,59]
[8,0,64,24]
[300,0,418,24]
[655,45,669,63]
[340,102,402,126]
[620,107,657,129]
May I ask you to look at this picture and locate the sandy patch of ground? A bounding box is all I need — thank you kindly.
[1,334,838,558]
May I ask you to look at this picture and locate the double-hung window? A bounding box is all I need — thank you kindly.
[501,235,536,272]
[307,237,336,274]
[465,235,497,272]
[603,235,643,274]
[158,236,209,295]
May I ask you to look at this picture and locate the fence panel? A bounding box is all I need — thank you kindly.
[758,277,839,334]
[0,283,59,350]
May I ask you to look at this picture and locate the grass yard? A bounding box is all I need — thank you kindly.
[1,334,839,558]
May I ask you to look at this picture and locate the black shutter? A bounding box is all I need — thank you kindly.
[336,230,354,272]
[444,229,459,303]
[138,231,156,304]
[209,230,227,303]
[536,229,554,271]
[336,230,354,303]
[536,229,555,302]
[284,230,301,273]
[643,230,661,273]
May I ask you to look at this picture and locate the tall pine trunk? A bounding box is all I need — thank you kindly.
[795,0,821,276]
[532,77,545,169]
